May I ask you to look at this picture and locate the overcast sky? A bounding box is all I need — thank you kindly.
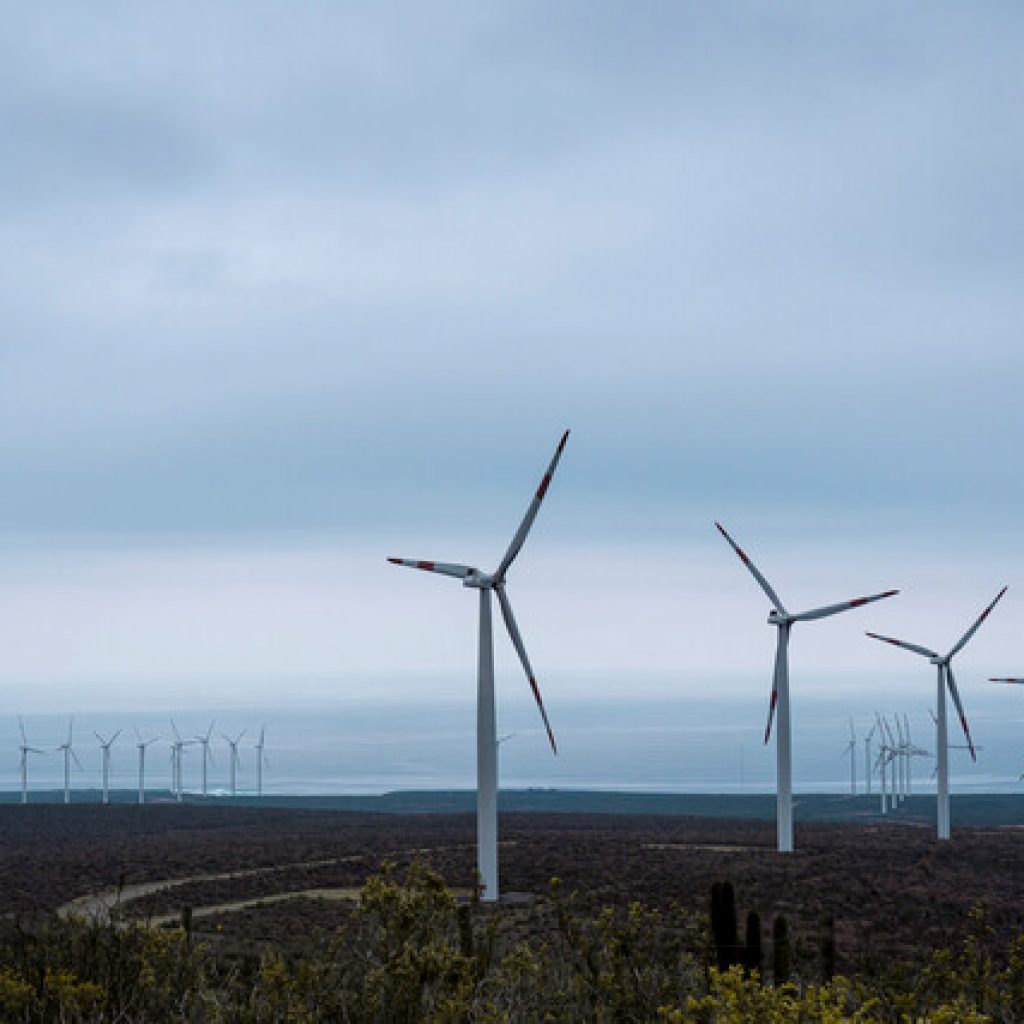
[2,3,1022,714]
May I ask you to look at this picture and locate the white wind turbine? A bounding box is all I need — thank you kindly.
[389,430,569,901]
[863,720,876,796]
[254,726,268,797]
[135,730,159,805]
[56,718,82,805]
[17,718,45,805]
[841,719,857,795]
[715,523,898,853]
[867,586,1006,840]
[94,730,121,805]
[224,730,245,796]
[169,719,194,802]
[874,734,893,814]
[194,722,215,797]
[891,715,905,804]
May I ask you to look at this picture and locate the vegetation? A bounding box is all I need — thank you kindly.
[1,861,1024,1022]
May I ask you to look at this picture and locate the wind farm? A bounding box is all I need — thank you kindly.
[4,2,1024,1018]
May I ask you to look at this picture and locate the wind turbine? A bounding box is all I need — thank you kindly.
[892,715,905,804]
[169,720,194,802]
[56,718,81,805]
[223,730,245,796]
[94,730,121,805]
[867,586,1006,840]
[194,722,215,797]
[17,719,45,805]
[254,726,268,797]
[903,713,921,797]
[389,430,569,901]
[135,730,159,805]
[863,721,876,795]
[875,713,892,813]
[715,523,898,853]
[883,716,901,805]
[841,719,857,795]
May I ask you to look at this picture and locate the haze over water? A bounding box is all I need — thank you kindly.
[6,687,1023,798]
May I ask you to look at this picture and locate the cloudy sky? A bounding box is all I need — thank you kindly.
[2,3,1022,715]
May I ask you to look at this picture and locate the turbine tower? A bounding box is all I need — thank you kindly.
[17,718,45,805]
[715,523,898,853]
[841,719,857,795]
[94,730,121,805]
[867,586,1006,840]
[169,719,194,802]
[194,722,215,797]
[56,718,81,805]
[863,721,876,795]
[224,730,245,796]
[254,725,267,797]
[389,430,569,901]
[135,730,159,805]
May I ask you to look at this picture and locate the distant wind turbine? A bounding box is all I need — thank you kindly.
[867,586,1006,840]
[715,522,898,852]
[135,730,159,805]
[18,718,45,805]
[389,430,569,901]
[841,719,857,796]
[94,730,121,805]
[169,719,194,802]
[223,730,245,796]
[194,722,215,797]
[254,726,268,797]
[56,718,82,805]
[863,720,876,796]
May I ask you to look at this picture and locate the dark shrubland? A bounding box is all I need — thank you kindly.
[0,861,1022,1022]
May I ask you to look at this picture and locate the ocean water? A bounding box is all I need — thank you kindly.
[4,691,1023,798]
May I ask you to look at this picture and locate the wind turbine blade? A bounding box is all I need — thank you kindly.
[94,732,105,745]
[171,718,181,742]
[71,749,83,770]
[110,729,121,745]
[715,523,788,615]
[495,586,557,754]
[990,678,1024,684]
[259,724,266,746]
[865,632,939,659]
[791,589,898,622]
[764,632,784,744]
[19,718,27,746]
[494,429,570,582]
[945,665,976,761]
[947,586,1007,660]
[387,558,473,579]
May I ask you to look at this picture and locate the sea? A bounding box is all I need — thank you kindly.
[3,689,1023,799]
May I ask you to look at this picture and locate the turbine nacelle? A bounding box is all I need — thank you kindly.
[462,569,492,590]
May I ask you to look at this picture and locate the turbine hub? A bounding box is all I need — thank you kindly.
[767,610,788,626]
[462,569,493,590]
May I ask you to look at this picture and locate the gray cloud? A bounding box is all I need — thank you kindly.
[1,1,1022,543]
